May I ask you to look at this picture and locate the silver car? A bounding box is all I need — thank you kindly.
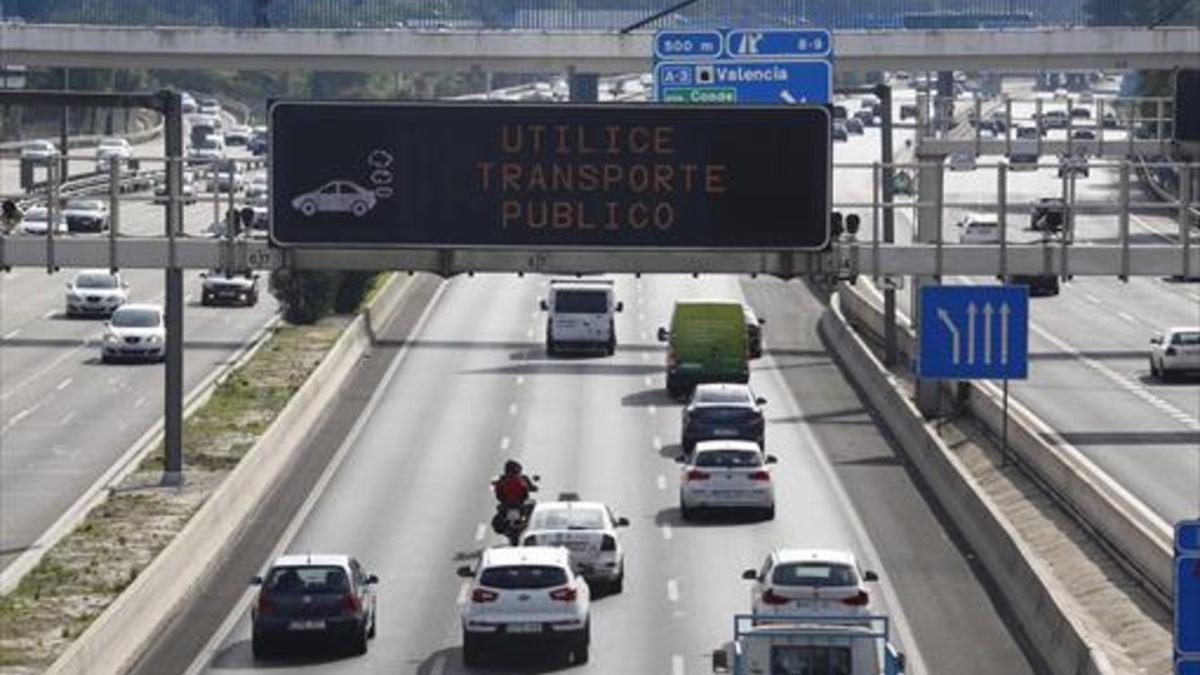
[66,269,128,317]
[291,180,378,218]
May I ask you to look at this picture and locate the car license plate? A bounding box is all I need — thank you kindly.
[508,622,542,634]
[287,620,326,631]
[565,541,589,552]
[713,428,737,436]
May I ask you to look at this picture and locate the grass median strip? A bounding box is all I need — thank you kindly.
[0,316,348,673]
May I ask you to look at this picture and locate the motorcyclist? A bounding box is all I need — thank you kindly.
[493,459,537,508]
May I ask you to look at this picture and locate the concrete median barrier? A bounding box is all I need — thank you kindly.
[820,292,1119,675]
[43,273,424,675]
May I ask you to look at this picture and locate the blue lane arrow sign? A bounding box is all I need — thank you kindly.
[726,29,833,58]
[918,285,1029,380]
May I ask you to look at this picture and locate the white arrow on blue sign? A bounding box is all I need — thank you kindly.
[726,29,833,58]
[918,285,1029,380]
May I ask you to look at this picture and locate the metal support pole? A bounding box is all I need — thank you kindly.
[1001,379,1010,466]
[1180,163,1193,280]
[1118,160,1131,283]
[1004,97,1013,158]
[108,159,120,273]
[872,161,881,281]
[1035,97,1043,158]
[1097,97,1106,156]
[58,69,69,186]
[162,90,185,487]
[878,83,898,366]
[45,160,58,274]
[998,162,1008,279]
[914,154,945,417]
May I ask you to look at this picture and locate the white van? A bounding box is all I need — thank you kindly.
[540,279,623,356]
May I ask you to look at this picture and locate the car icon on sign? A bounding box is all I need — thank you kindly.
[291,180,378,218]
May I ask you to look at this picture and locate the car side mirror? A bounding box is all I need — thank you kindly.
[755,397,767,406]
[616,517,630,527]
[864,570,879,582]
[366,574,379,585]
[741,569,758,581]
[765,455,778,464]
[539,299,548,311]
[674,455,686,464]
[615,301,624,312]
[1150,336,1162,344]
[758,317,766,325]
[456,565,474,578]
[199,271,208,278]
[250,575,263,585]
[657,327,669,343]
[712,648,730,673]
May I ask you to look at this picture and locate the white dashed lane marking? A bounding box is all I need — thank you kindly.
[667,579,679,602]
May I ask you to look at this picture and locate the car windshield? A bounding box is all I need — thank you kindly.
[693,407,755,421]
[265,566,349,595]
[694,450,762,468]
[772,562,859,587]
[99,139,124,149]
[112,309,160,328]
[66,201,103,212]
[1171,332,1200,346]
[212,160,237,174]
[75,274,118,289]
[479,565,567,589]
[694,388,752,405]
[553,290,608,314]
[24,209,48,221]
[529,506,607,531]
[195,137,220,150]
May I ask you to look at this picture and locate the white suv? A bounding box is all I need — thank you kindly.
[457,546,591,666]
[519,499,629,592]
[1150,327,1200,381]
[540,279,622,356]
[742,549,878,619]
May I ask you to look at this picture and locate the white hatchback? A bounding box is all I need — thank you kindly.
[1150,327,1200,380]
[743,548,879,619]
[520,499,629,592]
[957,214,1001,244]
[678,440,776,520]
[458,546,591,667]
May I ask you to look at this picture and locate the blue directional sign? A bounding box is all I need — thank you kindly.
[654,30,723,60]
[654,60,832,105]
[918,285,1029,380]
[1178,520,1200,663]
[726,29,833,58]
[1179,659,1200,675]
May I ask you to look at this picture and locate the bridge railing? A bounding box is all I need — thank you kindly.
[0,0,1178,30]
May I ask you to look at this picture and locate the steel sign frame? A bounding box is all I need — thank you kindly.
[268,100,832,251]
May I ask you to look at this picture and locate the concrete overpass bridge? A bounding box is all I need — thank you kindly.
[1,23,1198,75]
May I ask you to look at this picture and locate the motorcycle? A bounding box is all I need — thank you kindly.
[490,475,539,546]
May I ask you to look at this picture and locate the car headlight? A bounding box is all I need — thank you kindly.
[104,333,121,344]
[147,335,163,344]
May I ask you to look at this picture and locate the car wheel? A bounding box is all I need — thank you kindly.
[763,505,776,521]
[574,645,590,664]
[251,632,271,659]
[606,338,616,356]
[299,200,317,217]
[247,292,258,307]
[1150,358,1160,379]
[546,340,557,356]
[101,354,111,364]
[680,499,694,521]
[349,624,368,655]
[200,293,211,306]
[462,633,483,667]
[612,565,625,594]
[368,609,377,639]
[351,200,369,217]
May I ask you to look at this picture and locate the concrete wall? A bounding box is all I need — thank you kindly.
[3,23,1198,74]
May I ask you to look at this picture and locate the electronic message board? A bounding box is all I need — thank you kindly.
[270,102,830,250]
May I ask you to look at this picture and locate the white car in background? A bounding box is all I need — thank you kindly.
[957,213,1001,244]
[519,498,629,592]
[17,206,67,235]
[20,140,58,163]
[678,440,777,520]
[742,549,879,619]
[95,137,133,171]
[457,546,591,667]
[224,124,252,146]
[101,304,165,363]
[1150,327,1200,381]
[66,269,128,317]
[947,151,977,172]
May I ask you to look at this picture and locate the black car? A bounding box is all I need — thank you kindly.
[248,132,268,156]
[1009,274,1060,297]
[1030,198,1066,233]
[251,554,378,658]
[832,122,848,141]
[681,383,766,454]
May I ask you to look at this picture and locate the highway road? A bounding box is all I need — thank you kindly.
[130,274,1037,675]
[0,142,279,573]
[838,90,1200,522]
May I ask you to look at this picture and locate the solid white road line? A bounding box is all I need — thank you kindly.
[508,403,518,416]
[656,475,667,490]
[667,579,679,602]
[644,375,653,386]
[42,310,55,319]
[474,523,486,542]
[516,375,525,386]
[1117,311,1136,324]
[3,328,20,340]
[673,654,685,675]
[133,396,147,409]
